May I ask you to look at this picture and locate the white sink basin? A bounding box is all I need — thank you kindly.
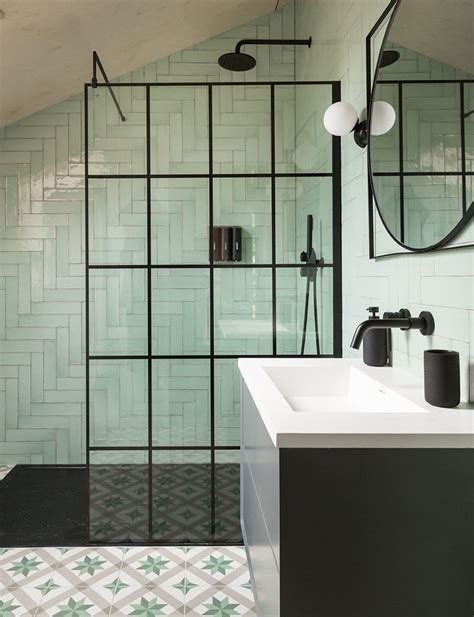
[238,358,474,448]
[264,365,424,414]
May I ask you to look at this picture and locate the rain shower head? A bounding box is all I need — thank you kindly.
[380,50,400,68]
[218,51,256,72]
[218,37,312,72]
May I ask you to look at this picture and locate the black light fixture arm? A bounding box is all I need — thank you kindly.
[235,37,312,53]
[91,51,126,122]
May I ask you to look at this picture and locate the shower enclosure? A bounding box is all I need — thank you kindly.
[84,78,341,543]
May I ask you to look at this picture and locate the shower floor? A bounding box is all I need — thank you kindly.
[0,465,241,547]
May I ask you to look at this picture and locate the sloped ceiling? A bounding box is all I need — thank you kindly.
[0,0,289,126]
[390,0,473,75]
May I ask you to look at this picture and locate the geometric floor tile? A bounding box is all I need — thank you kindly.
[88,464,242,545]
[186,546,249,587]
[186,588,256,616]
[0,546,256,616]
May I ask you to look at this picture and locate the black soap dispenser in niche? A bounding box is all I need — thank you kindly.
[212,226,242,262]
[362,306,389,367]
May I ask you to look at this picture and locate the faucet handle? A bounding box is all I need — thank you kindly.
[367,306,379,318]
[383,308,411,328]
[397,308,411,330]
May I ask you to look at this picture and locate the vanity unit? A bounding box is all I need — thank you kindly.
[239,359,473,617]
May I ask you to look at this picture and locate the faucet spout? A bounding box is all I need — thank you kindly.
[350,318,409,349]
[350,310,435,350]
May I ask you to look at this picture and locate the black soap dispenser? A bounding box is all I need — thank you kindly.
[362,306,388,367]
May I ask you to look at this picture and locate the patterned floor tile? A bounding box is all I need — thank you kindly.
[0,588,39,617]
[121,546,188,566]
[0,546,255,617]
[161,571,217,608]
[109,590,184,615]
[0,547,61,588]
[89,465,150,544]
[185,588,256,616]
[120,547,187,587]
[54,547,125,588]
[152,570,209,605]
[186,547,248,587]
[224,575,255,603]
[36,589,111,616]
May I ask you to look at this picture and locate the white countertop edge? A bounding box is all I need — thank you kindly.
[238,357,474,449]
[274,433,474,448]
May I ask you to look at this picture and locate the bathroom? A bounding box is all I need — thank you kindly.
[0,0,472,615]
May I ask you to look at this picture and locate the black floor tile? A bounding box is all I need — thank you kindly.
[0,465,88,546]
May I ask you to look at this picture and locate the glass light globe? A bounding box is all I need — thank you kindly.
[323,102,358,136]
[371,101,396,135]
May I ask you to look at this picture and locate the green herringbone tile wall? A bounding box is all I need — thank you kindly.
[0,5,299,464]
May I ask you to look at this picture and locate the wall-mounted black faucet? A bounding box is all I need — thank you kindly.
[350,308,435,350]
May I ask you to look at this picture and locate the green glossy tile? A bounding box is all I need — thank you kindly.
[214,177,271,264]
[212,85,271,174]
[152,268,210,356]
[214,268,273,355]
[90,359,147,448]
[89,269,147,355]
[150,86,209,175]
[152,359,210,447]
[151,178,209,265]
[214,360,240,447]
[89,178,147,265]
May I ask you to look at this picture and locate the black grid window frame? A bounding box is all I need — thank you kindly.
[84,80,342,543]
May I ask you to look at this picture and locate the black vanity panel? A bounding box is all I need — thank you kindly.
[279,449,473,617]
[242,414,473,617]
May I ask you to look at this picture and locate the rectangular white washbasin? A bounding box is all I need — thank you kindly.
[238,358,474,448]
[263,365,424,414]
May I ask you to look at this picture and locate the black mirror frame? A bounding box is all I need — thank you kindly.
[366,0,474,258]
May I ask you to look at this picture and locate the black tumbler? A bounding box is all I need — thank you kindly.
[424,350,460,408]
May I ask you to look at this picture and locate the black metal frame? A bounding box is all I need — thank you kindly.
[84,79,342,542]
[366,0,474,258]
[91,51,126,122]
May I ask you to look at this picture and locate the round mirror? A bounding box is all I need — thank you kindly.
[368,0,473,251]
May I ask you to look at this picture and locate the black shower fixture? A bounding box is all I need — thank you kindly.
[300,215,324,355]
[380,49,400,68]
[218,37,312,71]
[91,51,126,122]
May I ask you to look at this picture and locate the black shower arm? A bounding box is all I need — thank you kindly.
[235,38,312,53]
[91,51,126,122]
